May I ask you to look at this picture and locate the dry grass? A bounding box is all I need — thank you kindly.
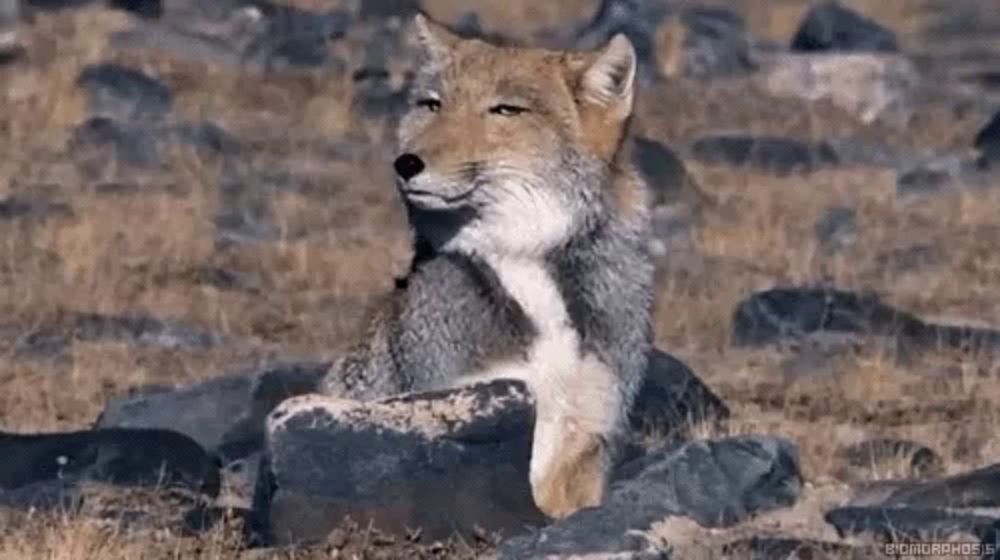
[1,1,998,558]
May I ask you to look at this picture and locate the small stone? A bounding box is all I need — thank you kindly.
[791,2,898,53]
[814,206,859,252]
[689,133,840,175]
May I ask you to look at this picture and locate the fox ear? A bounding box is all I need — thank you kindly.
[411,12,461,67]
[579,34,637,119]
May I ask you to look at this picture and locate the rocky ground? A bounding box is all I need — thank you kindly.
[2,0,1000,558]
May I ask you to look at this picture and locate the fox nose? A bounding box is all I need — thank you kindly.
[393,153,425,181]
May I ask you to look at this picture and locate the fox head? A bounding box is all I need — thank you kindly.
[394,14,641,259]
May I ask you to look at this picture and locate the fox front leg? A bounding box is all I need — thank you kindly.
[527,358,622,519]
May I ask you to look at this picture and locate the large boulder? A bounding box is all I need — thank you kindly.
[497,436,802,559]
[96,360,330,460]
[256,379,543,545]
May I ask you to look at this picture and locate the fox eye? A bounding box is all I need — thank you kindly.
[489,104,529,117]
[416,98,441,112]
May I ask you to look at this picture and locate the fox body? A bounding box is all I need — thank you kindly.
[319,14,654,518]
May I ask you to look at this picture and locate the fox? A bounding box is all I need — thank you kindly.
[317,13,654,519]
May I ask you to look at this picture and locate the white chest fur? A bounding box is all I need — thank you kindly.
[478,255,581,390]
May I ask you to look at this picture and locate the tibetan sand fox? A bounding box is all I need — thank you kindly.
[319,13,654,519]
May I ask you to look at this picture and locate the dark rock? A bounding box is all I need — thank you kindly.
[76,63,174,123]
[96,360,329,460]
[659,6,756,80]
[814,206,859,252]
[109,3,349,73]
[573,0,669,85]
[689,134,840,175]
[0,428,220,496]
[791,2,898,53]
[837,438,943,480]
[15,311,227,361]
[825,506,996,541]
[453,12,483,38]
[0,0,19,63]
[975,111,1000,163]
[358,0,420,21]
[350,65,408,120]
[257,380,545,546]
[108,0,163,19]
[980,520,1000,559]
[896,155,994,198]
[498,436,802,559]
[721,536,867,559]
[631,136,703,208]
[0,43,22,66]
[878,462,1000,509]
[731,287,1000,353]
[627,348,729,450]
[68,116,161,169]
[0,195,73,222]
[67,116,237,175]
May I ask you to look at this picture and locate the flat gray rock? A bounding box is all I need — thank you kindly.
[896,154,996,199]
[67,116,239,177]
[0,428,220,497]
[97,360,329,461]
[731,287,1000,355]
[76,63,174,123]
[13,310,229,363]
[0,194,73,223]
[878,462,1000,509]
[826,506,997,542]
[688,133,840,175]
[497,436,802,559]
